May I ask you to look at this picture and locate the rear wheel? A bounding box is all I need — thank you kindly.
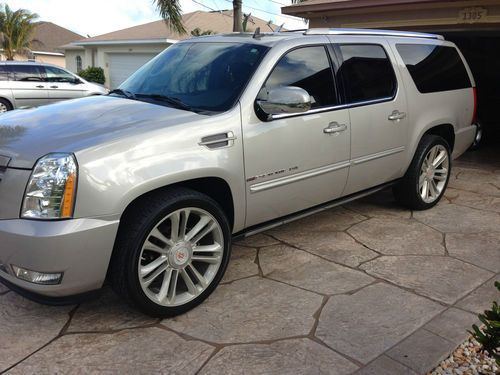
[394,135,451,210]
[0,98,12,113]
[110,188,231,317]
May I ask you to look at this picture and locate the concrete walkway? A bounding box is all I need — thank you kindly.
[1,148,499,374]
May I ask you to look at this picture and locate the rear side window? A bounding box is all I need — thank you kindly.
[338,44,397,104]
[262,46,337,109]
[12,65,44,82]
[396,44,471,93]
[0,66,10,81]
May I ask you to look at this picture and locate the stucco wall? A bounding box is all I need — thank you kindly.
[65,50,86,73]
[0,53,65,67]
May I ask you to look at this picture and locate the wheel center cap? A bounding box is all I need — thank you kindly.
[169,242,192,268]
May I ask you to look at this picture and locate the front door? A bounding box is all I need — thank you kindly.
[243,45,351,227]
[330,40,408,195]
[44,66,86,102]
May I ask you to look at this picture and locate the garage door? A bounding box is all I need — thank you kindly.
[109,53,156,89]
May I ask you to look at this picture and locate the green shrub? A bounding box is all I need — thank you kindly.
[470,281,500,365]
[78,66,105,85]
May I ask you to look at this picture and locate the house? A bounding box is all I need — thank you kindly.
[0,21,84,67]
[62,10,281,89]
[282,0,500,137]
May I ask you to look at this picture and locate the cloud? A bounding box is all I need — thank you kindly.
[6,0,306,37]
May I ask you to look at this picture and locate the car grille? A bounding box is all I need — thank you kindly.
[0,155,11,183]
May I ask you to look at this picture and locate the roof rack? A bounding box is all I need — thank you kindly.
[304,28,444,40]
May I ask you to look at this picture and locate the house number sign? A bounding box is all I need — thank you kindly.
[459,7,487,23]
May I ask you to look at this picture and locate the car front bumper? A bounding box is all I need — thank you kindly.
[0,217,119,300]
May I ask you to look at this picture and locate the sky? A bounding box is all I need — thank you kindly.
[7,0,307,37]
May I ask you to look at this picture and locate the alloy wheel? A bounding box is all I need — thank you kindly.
[138,207,224,307]
[418,144,449,203]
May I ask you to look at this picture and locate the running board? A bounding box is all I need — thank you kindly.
[233,180,399,240]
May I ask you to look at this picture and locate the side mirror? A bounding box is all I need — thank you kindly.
[72,77,82,84]
[256,86,311,117]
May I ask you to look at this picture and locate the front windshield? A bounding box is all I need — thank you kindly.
[119,42,269,113]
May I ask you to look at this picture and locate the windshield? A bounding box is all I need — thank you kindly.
[119,42,269,113]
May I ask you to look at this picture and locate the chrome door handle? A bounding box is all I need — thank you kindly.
[36,85,44,88]
[324,122,347,134]
[388,110,407,121]
[50,85,58,88]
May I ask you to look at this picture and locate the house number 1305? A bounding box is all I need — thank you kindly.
[459,7,487,23]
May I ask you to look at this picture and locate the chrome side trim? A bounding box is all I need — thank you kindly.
[304,28,445,41]
[239,181,398,238]
[351,146,405,166]
[250,161,350,193]
[198,131,237,149]
[269,96,394,121]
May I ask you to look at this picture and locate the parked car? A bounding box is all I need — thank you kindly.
[0,61,108,112]
[0,29,477,317]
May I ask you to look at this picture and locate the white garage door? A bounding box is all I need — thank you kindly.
[109,53,156,89]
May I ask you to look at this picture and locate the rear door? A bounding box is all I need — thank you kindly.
[9,64,48,108]
[243,44,351,227]
[330,38,408,195]
[44,66,86,102]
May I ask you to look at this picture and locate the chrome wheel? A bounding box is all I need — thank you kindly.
[418,145,449,203]
[0,103,8,113]
[138,207,224,307]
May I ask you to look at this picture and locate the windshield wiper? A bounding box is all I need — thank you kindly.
[136,94,192,111]
[108,89,136,99]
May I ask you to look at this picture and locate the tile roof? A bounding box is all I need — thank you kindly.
[31,21,84,53]
[75,10,281,44]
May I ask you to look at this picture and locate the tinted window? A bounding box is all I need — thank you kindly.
[44,66,76,82]
[121,42,268,113]
[338,44,397,103]
[262,46,337,108]
[0,66,10,81]
[12,65,44,81]
[396,44,471,93]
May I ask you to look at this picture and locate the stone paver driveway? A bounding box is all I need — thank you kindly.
[1,147,500,375]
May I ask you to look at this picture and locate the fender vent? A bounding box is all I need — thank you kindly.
[199,132,236,150]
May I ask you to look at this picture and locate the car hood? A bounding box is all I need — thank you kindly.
[0,95,203,169]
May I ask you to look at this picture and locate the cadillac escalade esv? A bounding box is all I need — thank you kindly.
[0,29,477,316]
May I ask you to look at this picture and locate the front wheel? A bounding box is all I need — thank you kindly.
[110,188,231,317]
[393,134,451,210]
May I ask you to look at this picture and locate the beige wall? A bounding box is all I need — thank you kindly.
[305,0,500,30]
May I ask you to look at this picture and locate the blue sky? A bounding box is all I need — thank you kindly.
[7,0,307,37]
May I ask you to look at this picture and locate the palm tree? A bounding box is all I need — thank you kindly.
[153,0,307,34]
[0,5,38,60]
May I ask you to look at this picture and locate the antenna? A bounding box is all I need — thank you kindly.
[275,23,285,33]
[253,27,262,39]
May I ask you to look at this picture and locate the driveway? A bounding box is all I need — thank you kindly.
[1,147,500,374]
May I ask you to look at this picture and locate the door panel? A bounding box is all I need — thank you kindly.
[9,65,48,108]
[44,66,86,102]
[243,45,350,227]
[331,40,408,195]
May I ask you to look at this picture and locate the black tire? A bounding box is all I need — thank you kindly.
[0,98,12,112]
[393,134,451,210]
[109,187,232,317]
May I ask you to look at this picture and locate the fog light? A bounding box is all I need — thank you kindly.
[12,265,63,285]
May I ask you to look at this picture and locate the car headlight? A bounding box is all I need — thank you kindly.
[21,153,78,219]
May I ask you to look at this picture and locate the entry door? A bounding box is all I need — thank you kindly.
[243,45,351,227]
[331,40,409,195]
[44,66,86,102]
[9,64,48,108]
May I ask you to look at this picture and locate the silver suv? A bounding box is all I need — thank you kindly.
[0,61,107,112]
[0,29,477,316]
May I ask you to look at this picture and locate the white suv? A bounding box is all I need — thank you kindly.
[0,29,477,316]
